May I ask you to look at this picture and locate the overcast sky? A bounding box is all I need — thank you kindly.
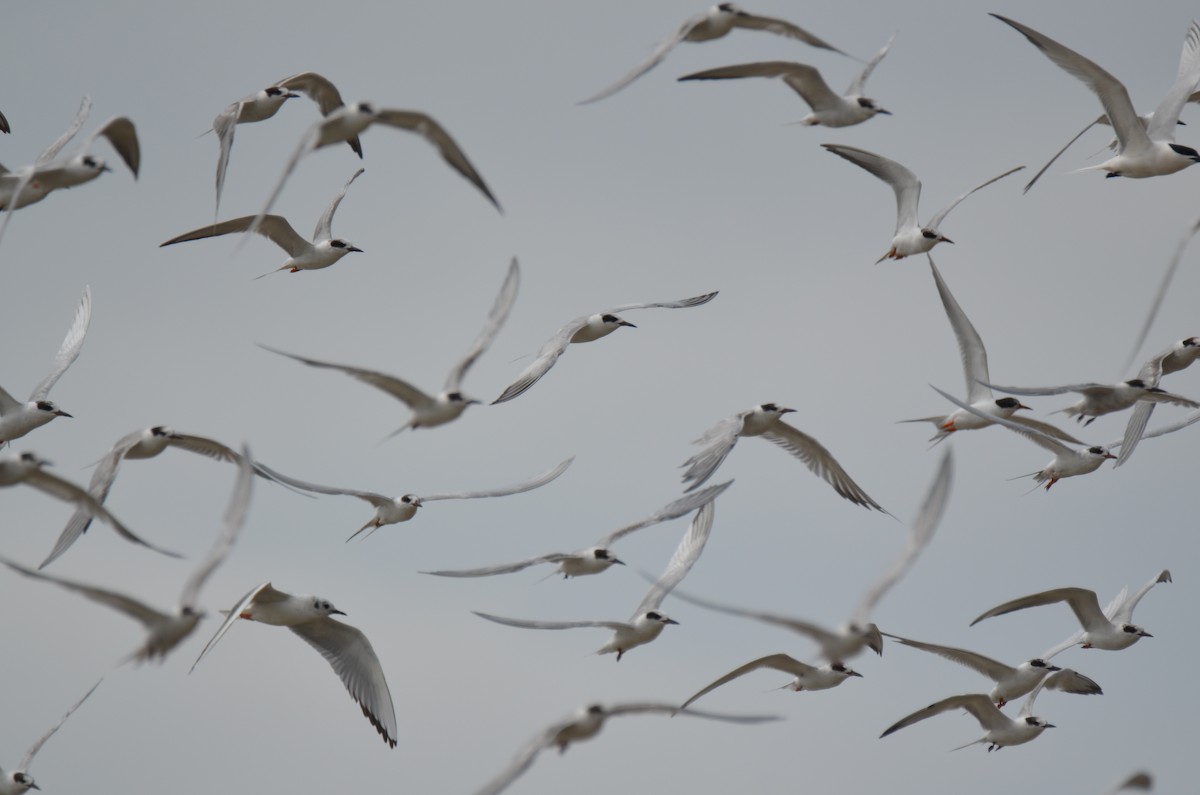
[2,1,1197,793]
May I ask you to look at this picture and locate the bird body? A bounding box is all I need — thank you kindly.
[880,686,1054,751]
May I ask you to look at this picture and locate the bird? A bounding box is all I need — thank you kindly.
[0,110,9,134]
[254,455,572,541]
[882,632,1102,707]
[1120,214,1200,377]
[982,379,1199,425]
[972,570,1173,658]
[680,402,888,512]
[822,144,1022,262]
[669,449,952,662]
[677,33,894,127]
[880,680,1055,751]
[0,450,255,663]
[579,3,851,104]
[1117,336,1200,466]
[42,426,265,569]
[470,701,780,795]
[420,480,731,579]
[990,14,1200,179]
[0,451,178,559]
[261,257,518,434]
[211,71,362,217]
[191,582,397,749]
[679,655,861,710]
[491,290,717,404]
[473,498,718,660]
[0,679,100,795]
[0,286,90,446]
[0,97,138,245]
[901,257,1084,445]
[249,100,500,236]
[160,168,364,279]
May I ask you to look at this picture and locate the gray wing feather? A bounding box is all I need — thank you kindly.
[313,167,364,241]
[37,96,91,163]
[443,258,519,393]
[30,286,91,401]
[680,653,815,710]
[635,500,715,616]
[179,448,254,608]
[762,422,888,512]
[925,165,1024,232]
[252,460,391,507]
[472,611,629,632]
[420,456,572,502]
[600,480,732,546]
[681,414,743,490]
[259,343,435,410]
[928,257,991,402]
[578,14,702,104]
[19,678,102,771]
[420,553,571,578]
[189,581,281,672]
[160,215,310,257]
[374,109,500,211]
[0,556,169,628]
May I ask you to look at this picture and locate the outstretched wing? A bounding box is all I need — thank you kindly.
[313,167,364,241]
[30,286,92,401]
[421,456,572,502]
[443,258,520,393]
[374,109,500,211]
[762,422,888,512]
[20,678,102,771]
[600,480,732,547]
[679,653,816,710]
[635,500,715,615]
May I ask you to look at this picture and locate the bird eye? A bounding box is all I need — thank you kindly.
[600,314,619,323]
[331,240,346,248]
[36,400,55,411]
[1123,625,1137,633]
[832,662,846,672]
[1088,446,1105,455]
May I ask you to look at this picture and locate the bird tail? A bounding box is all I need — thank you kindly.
[950,737,987,752]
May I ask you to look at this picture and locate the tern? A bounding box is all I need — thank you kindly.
[491,290,717,404]
[822,144,1022,262]
[1118,336,1200,465]
[880,680,1055,751]
[161,168,364,279]
[679,655,861,710]
[261,257,518,434]
[983,379,1199,425]
[580,3,851,104]
[0,286,90,445]
[0,97,138,245]
[254,456,572,541]
[471,702,779,795]
[474,499,718,660]
[670,449,951,662]
[991,14,1200,179]
[43,426,268,569]
[0,451,254,663]
[421,480,730,579]
[678,34,894,127]
[681,402,888,512]
[1,679,100,795]
[211,72,362,217]
[192,582,397,748]
[901,258,1083,445]
[972,570,1172,657]
[0,451,177,559]
[883,632,1102,707]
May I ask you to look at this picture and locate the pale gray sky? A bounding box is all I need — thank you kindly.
[1,1,1196,793]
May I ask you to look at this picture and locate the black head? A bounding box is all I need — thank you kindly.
[921,229,938,240]
[13,772,36,790]
[1024,716,1041,726]
[645,611,663,621]
[1030,658,1047,668]
[1169,143,1200,162]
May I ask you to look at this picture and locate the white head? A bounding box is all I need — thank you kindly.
[638,610,679,627]
[308,596,346,618]
[828,661,863,679]
[9,770,39,792]
[326,238,363,255]
[32,399,72,420]
[1086,445,1118,461]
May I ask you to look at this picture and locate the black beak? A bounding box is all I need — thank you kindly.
[54,409,73,418]
[332,609,347,616]
[349,246,364,253]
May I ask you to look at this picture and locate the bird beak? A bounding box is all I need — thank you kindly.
[1017,403,1032,411]
[610,558,626,566]
[54,409,72,418]
[332,609,347,616]
[665,618,680,625]
[285,92,301,99]
[940,236,955,245]
[1044,723,1056,729]
[848,670,863,677]
[349,246,364,253]
[618,320,637,328]
[1103,452,1118,460]
[1139,630,1153,638]
[780,408,797,414]
[28,785,40,792]
[1048,665,1061,672]
[876,109,892,116]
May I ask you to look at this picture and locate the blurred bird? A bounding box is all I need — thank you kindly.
[680,655,862,710]
[0,679,101,795]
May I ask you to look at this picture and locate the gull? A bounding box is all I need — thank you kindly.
[0,97,138,245]
[883,632,1102,707]
[579,3,851,104]
[491,290,717,404]
[991,14,1200,179]
[211,72,362,217]
[680,402,888,512]
[982,378,1200,425]
[421,480,731,579]
[191,582,397,748]
[254,455,572,541]
[972,570,1173,658]
[880,680,1054,751]
[1,679,101,795]
[160,168,364,279]
[0,451,177,559]
[473,499,718,660]
[822,144,1022,262]
[471,702,780,795]
[0,286,90,445]
[261,257,518,434]
[901,258,1083,445]
[0,450,254,663]
[1118,336,1200,466]
[677,34,894,127]
[42,425,266,569]
[670,449,952,662]
[679,655,861,710]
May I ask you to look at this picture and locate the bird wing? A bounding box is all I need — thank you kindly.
[78,117,140,177]
[1140,388,1200,408]
[602,291,720,315]
[421,456,572,502]
[420,553,571,578]
[490,314,594,404]
[259,344,435,410]
[167,432,242,464]
[680,653,816,710]
[578,12,704,104]
[822,144,921,233]
[679,62,842,112]
[635,500,715,616]
[681,413,745,491]
[471,721,563,795]
[274,71,361,156]
[472,611,629,632]
[845,33,895,96]
[1146,20,1200,140]
[211,102,240,217]
[1111,408,1200,455]
[669,588,841,648]
[1016,677,1049,719]
[1121,216,1200,377]
[990,14,1149,155]
[442,257,520,393]
[160,214,310,257]
[312,167,364,241]
[373,109,500,211]
[1022,117,1103,193]
[29,286,92,401]
[289,617,398,748]
[1113,772,1154,792]
[1044,667,1103,696]
[1115,401,1157,467]
[189,581,286,672]
[0,384,21,413]
[932,385,1074,456]
[731,12,849,55]
[761,421,888,512]
[1112,570,1172,624]
[924,165,1024,232]
[19,678,102,771]
[852,449,952,624]
[0,555,169,628]
[179,448,255,609]
[599,480,732,546]
[36,96,91,163]
[928,257,991,402]
[251,460,391,507]
[884,633,1014,682]
[881,693,1003,737]
[1007,416,1085,445]
[971,586,1108,633]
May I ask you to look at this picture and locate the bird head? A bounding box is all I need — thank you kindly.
[11,771,38,791]
[590,547,624,566]
[830,661,863,678]
[642,610,679,626]
[1122,623,1152,638]
[328,239,363,253]
[311,597,346,617]
[856,97,891,116]
[34,400,71,418]
[1087,445,1118,460]
[921,228,953,245]
[994,397,1031,412]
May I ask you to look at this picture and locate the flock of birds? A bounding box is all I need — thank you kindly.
[2,3,1198,793]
